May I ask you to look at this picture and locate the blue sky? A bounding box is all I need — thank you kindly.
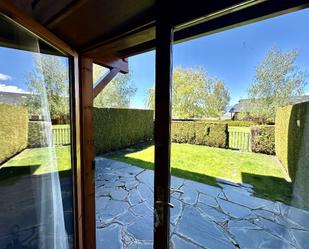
[1,8,309,107]
[129,7,309,108]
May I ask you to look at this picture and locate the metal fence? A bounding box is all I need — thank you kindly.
[52,127,71,146]
[51,125,251,150]
[229,131,250,151]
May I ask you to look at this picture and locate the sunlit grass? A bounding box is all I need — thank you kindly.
[110,143,292,203]
[1,146,71,175]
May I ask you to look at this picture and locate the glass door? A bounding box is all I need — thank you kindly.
[169,7,309,249]
[93,56,155,248]
[0,13,74,249]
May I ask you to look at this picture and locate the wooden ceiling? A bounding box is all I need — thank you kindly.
[10,0,155,56]
[8,0,309,59]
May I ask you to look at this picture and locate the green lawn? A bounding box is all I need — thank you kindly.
[1,146,71,175]
[109,143,292,204]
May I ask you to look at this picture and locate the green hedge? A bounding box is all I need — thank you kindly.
[28,121,52,148]
[276,102,309,180]
[276,102,309,209]
[94,108,154,154]
[0,104,28,163]
[173,119,258,127]
[250,125,275,155]
[213,120,258,127]
[171,121,228,148]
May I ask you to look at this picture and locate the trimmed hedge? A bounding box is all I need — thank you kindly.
[212,120,257,127]
[275,102,309,180]
[250,125,275,155]
[28,121,52,148]
[171,121,228,148]
[173,119,258,127]
[276,102,309,209]
[94,108,154,154]
[0,104,28,163]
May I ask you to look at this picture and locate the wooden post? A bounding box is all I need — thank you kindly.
[79,56,96,249]
[154,2,173,248]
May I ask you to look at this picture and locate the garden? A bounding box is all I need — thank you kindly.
[109,143,291,204]
[1,101,308,208]
[95,110,289,204]
[0,104,71,177]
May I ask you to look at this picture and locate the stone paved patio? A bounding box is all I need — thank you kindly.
[95,157,309,249]
[0,171,74,248]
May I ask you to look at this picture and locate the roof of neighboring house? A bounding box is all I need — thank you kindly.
[290,95,309,104]
[229,99,251,113]
[0,91,31,105]
[220,112,232,120]
[229,95,309,113]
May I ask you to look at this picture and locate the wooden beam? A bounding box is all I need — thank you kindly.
[0,0,77,56]
[93,67,120,98]
[83,22,155,59]
[81,0,308,59]
[174,0,309,44]
[79,56,96,249]
[93,55,129,74]
[45,0,89,28]
[153,2,173,249]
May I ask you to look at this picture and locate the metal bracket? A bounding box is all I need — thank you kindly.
[154,200,174,229]
[170,188,184,194]
[155,200,175,208]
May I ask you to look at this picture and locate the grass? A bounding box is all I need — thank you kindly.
[109,143,292,204]
[1,146,71,175]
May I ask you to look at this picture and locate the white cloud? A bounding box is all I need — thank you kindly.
[0,84,28,93]
[0,73,12,81]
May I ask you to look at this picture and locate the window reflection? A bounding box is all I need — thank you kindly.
[0,14,73,248]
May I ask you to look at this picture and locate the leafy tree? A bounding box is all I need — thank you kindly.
[248,46,308,120]
[93,64,137,108]
[26,55,69,117]
[146,66,230,118]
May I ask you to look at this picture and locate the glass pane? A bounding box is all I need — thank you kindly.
[93,52,155,248]
[170,8,309,248]
[0,14,74,248]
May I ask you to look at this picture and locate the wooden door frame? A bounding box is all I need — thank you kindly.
[153,2,174,249]
[78,56,96,249]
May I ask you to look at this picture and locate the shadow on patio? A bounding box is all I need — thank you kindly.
[95,157,309,249]
[0,166,74,248]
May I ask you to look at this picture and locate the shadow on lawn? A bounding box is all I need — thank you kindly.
[105,142,293,206]
[0,165,40,182]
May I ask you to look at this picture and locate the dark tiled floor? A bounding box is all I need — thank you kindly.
[95,157,309,249]
[0,170,74,249]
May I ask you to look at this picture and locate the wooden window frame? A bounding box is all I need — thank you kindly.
[0,2,92,249]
